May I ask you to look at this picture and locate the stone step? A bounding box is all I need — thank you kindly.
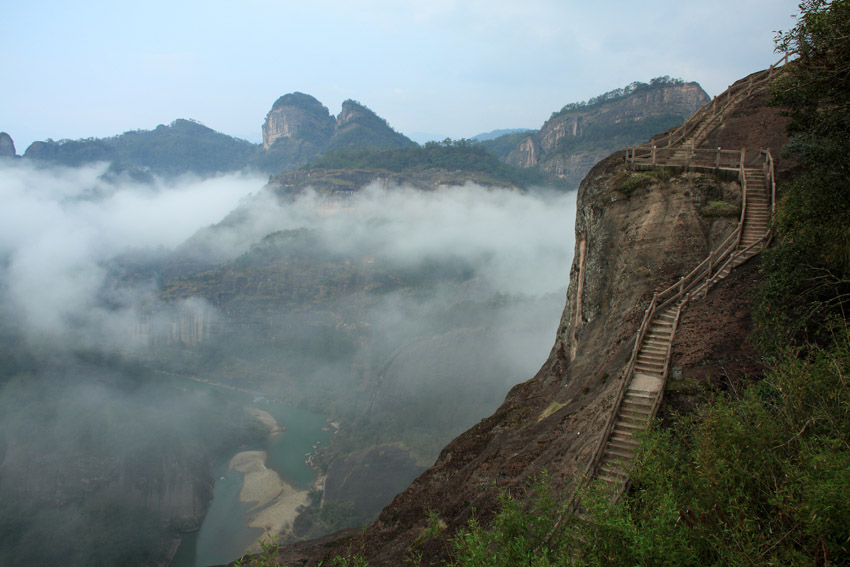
[626,388,655,399]
[597,474,626,485]
[619,409,650,423]
[645,330,672,341]
[635,358,666,370]
[633,365,663,378]
[613,422,647,435]
[610,432,640,446]
[608,433,642,447]
[630,374,664,391]
[623,392,654,405]
[622,401,654,415]
[640,349,667,360]
[635,354,665,365]
[605,445,636,460]
[641,345,669,356]
[635,355,665,365]
[637,350,666,362]
[598,460,627,473]
[621,401,652,414]
[599,462,628,477]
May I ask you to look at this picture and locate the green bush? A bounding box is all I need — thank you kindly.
[700,201,740,217]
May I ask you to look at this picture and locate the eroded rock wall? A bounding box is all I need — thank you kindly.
[273,71,792,567]
[275,156,749,566]
[262,93,335,150]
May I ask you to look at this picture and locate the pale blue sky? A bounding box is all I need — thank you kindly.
[1,0,800,151]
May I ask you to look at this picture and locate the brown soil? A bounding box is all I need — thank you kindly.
[259,68,792,567]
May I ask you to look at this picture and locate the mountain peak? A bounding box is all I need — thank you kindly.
[262,92,335,150]
[0,132,15,157]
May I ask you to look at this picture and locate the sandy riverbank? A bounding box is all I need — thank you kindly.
[245,407,284,438]
[228,450,310,549]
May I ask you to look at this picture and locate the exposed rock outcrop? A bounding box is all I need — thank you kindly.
[505,80,710,186]
[0,132,16,157]
[262,93,336,151]
[270,71,790,567]
[259,94,413,173]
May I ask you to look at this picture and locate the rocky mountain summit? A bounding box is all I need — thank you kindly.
[0,132,15,157]
[269,69,790,567]
[495,78,709,186]
[259,94,412,171]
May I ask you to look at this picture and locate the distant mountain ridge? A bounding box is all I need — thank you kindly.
[491,77,710,186]
[14,95,411,178]
[471,128,533,142]
[8,80,707,185]
[258,94,413,172]
[21,119,258,176]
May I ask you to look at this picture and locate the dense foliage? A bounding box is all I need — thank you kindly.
[478,130,536,160]
[24,119,259,177]
[755,0,850,351]
[307,139,549,188]
[325,4,850,567]
[554,112,688,155]
[444,331,850,566]
[552,77,687,118]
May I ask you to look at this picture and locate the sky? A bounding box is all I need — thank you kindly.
[1,0,801,150]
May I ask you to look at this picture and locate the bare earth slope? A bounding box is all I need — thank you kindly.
[266,75,791,567]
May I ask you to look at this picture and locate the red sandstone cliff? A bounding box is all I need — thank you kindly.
[262,75,791,567]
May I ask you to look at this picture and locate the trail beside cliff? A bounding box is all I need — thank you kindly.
[268,76,792,567]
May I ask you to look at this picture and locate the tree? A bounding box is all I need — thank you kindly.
[756,0,850,350]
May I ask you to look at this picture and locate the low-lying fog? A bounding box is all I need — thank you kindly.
[0,158,576,565]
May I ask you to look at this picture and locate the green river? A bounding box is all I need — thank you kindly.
[168,378,332,567]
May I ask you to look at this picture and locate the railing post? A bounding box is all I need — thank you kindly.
[679,277,684,295]
[708,250,713,277]
[715,147,721,169]
[651,145,656,166]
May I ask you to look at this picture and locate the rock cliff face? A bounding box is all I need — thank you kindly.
[271,75,790,567]
[0,132,16,157]
[259,94,412,171]
[262,93,336,150]
[505,81,710,186]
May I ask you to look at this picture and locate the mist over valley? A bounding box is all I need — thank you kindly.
[0,149,575,565]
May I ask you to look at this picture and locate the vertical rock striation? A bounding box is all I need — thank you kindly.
[272,71,791,567]
[0,132,16,157]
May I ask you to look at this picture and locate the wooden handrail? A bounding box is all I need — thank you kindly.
[584,293,658,478]
[586,147,775,487]
[626,54,792,159]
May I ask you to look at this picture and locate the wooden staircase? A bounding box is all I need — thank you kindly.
[583,68,784,497]
[592,303,682,492]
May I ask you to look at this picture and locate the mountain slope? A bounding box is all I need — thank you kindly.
[258,94,413,173]
[22,119,258,176]
[269,69,791,567]
[497,78,710,187]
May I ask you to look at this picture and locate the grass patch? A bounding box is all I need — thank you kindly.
[701,200,740,217]
[538,401,565,422]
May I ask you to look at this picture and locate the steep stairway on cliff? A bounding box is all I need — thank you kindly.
[587,120,778,502]
[588,300,684,496]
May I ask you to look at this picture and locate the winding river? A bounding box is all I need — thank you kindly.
[168,378,332,567]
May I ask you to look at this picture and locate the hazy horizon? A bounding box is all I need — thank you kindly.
[3,1,800,151]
